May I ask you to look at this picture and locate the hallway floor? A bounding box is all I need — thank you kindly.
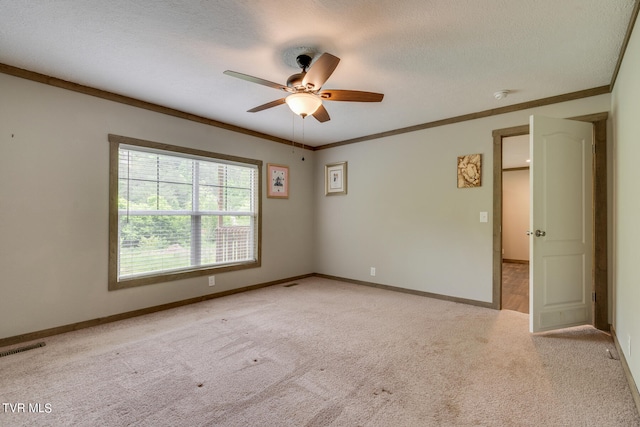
[502,261,529,314]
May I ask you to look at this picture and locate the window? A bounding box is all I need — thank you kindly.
[108,134,261,290]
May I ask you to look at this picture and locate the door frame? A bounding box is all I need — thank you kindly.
[491,112,609,331]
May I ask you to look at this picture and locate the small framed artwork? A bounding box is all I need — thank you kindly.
[267,163,289,198]
[457,154,482,188]
[325,161,348,196]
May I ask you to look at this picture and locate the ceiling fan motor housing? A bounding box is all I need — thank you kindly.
[286,72,306,89]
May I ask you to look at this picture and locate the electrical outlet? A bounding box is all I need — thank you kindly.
[370,267,376,276]
[208,276,216,287]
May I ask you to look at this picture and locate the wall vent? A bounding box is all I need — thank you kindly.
[283,282,300,287]
[0,342,46,358]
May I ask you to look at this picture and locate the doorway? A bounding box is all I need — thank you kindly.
[491,113,609,331]
[501,135,530,314]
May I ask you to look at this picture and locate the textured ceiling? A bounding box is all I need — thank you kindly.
[0,1,635,146]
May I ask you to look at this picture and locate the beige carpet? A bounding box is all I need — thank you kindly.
[1,277,638,426]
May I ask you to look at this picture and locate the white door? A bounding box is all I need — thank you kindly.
[529,116,593,333]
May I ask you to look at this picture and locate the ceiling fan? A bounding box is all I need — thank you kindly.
[223,52,384,122]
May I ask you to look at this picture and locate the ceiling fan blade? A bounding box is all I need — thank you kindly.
[247,98,286,113]
[223,70,290,92]
[319,90,384,102]
[301,53,340,90]
[312,104,330,122]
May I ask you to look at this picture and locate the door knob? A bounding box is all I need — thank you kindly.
[535,230,546,237]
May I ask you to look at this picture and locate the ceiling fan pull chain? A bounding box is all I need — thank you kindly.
[291,112,295,154]
[301,116,306,161]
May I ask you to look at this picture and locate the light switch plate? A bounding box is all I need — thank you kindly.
[480,212,488,223]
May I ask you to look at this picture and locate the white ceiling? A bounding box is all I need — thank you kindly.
[0,1,635,147]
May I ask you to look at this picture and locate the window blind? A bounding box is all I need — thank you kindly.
[117,144,258,281]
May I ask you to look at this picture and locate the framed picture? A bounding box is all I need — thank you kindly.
[457,154,482,188]
[267,164,289,198]
[325,161,348,196]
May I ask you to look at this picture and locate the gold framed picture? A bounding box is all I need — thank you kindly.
[457,154,482,188]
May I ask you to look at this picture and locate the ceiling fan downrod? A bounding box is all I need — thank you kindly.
[296,54,312,71]
[287,55,314,90]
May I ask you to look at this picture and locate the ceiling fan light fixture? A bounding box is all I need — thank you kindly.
[285,92,322,117]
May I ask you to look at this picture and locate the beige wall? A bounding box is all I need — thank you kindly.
[611,14,640,394]
[1,56,629,386]
[0,73,316,339]
[314,95,611,303]
[502,169,529,261]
